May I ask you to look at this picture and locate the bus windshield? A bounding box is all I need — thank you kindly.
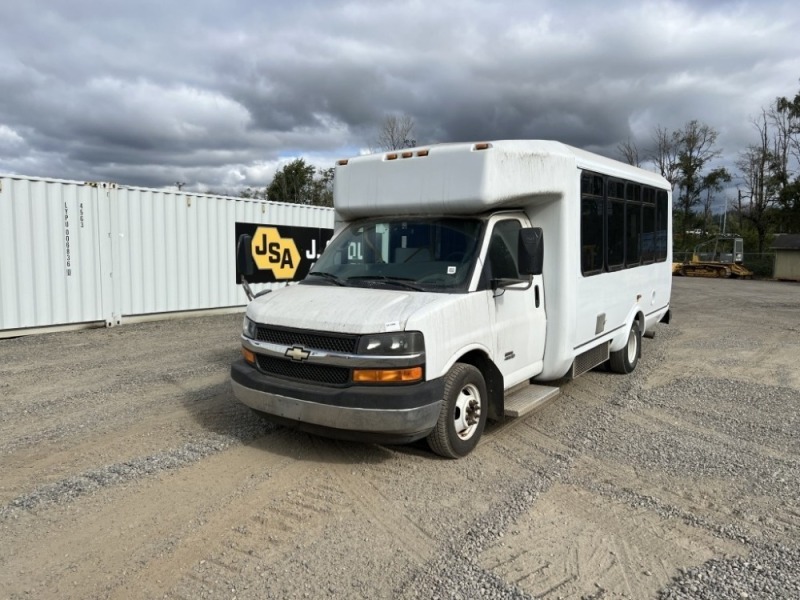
[305,217,483,292]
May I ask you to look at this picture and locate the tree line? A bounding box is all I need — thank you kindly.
[239,161,335,207]
[618,84,800,253]
[244,85,800,254]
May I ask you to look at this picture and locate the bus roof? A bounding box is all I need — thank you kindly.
[333,140,670,219]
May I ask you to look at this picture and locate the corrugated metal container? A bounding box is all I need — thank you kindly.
[0,174,334,337]
[0,176,112,332]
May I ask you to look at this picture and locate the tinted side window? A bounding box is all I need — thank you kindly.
[656,190,669,261]
[581,171,669,273]
[607,200,625,270]
[626,202,641,266]
[581,173,604,275]
[641,203,656,263]
[487,220,522,279]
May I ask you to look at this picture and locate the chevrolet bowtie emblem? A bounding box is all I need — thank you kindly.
[285,346,311,361]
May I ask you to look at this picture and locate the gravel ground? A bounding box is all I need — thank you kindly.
[1,277,799,599]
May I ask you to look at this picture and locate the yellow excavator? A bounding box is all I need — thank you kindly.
[673,235,753,278]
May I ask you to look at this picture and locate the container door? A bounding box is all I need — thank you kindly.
[0,177,113,333]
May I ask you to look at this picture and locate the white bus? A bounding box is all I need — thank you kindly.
[232,140,672,458]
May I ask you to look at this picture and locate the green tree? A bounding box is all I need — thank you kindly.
[261,159,335,207]
[266,159,316,204]
[309,167,334,207]
[775,85,800,232]
[777,180,800,231]
[776,85,800,162]
[239,187,266,200]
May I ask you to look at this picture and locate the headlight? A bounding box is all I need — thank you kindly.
[357,331,424,355]
[243,316,258,339]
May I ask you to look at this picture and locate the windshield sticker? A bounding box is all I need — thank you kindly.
[447,266,457,275]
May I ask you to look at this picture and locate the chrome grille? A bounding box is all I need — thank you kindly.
[255,325,358,354]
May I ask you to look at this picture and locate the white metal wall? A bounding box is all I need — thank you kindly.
[774,250,800,281]
[0,174,334,336]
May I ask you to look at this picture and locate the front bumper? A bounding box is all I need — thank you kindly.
[230,360,444,443]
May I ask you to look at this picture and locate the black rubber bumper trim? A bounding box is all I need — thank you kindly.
[257,413,433,445]
[231,359,444,410]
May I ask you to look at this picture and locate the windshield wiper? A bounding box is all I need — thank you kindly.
[306,271,346,286]
[346,275,425,291]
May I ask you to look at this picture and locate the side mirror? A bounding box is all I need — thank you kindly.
[236,234,256,279]
[518,227,543,276]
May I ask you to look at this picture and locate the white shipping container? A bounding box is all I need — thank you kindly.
[0,174,334,337]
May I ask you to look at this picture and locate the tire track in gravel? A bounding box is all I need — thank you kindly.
[0,428,331,600]
[152,439,356,600]
[161,436,441,600]
[481,478,746,600]
[322,439,438,565]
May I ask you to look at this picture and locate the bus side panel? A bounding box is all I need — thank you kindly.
[527,171,579,381]
[574,262,671,352]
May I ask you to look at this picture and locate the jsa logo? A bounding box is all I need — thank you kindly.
[251,227,301,280]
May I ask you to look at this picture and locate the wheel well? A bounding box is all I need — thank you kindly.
[456,350,504,421]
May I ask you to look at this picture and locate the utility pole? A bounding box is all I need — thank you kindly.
[722,194,728,234]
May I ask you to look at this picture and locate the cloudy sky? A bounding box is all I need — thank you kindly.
[1,0,798,195]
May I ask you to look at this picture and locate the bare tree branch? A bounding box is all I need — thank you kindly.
[376,114,416,151]
[651,126,681,186]
[617,137,641,167]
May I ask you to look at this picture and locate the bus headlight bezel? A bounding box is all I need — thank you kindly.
[242,316,258,339]
[357,331,424,356]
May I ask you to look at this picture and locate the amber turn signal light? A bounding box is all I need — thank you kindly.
[242,347,256,365]
[352,366,423,383]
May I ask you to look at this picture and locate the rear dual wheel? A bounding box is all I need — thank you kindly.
[427,364,487,459]
[609,320,641,374]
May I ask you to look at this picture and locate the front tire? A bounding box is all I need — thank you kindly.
[609,320,641,374]
[427,364,487,458]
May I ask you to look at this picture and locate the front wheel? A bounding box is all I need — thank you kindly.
[427,364,488,458]
[609,320,641,374]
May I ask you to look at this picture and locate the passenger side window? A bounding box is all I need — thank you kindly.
[581,173,605,275]
[487,220,522,280]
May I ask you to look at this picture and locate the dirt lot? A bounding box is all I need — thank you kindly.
[1,278,799,599]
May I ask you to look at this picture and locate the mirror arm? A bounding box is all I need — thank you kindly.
[492,276,533,293]
[513,276,534,291]
[240,277,255,301]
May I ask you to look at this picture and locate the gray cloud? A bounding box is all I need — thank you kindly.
[0,0,798,194]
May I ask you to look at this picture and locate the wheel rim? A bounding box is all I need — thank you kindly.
[453,383,482,441]
[626,328,638,363]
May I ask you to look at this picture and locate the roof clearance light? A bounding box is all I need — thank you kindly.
[401,151,413,159]
[337,159,349,166]
[416,149,429,157]
[473,143,492,151]
[386,153,398,160]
